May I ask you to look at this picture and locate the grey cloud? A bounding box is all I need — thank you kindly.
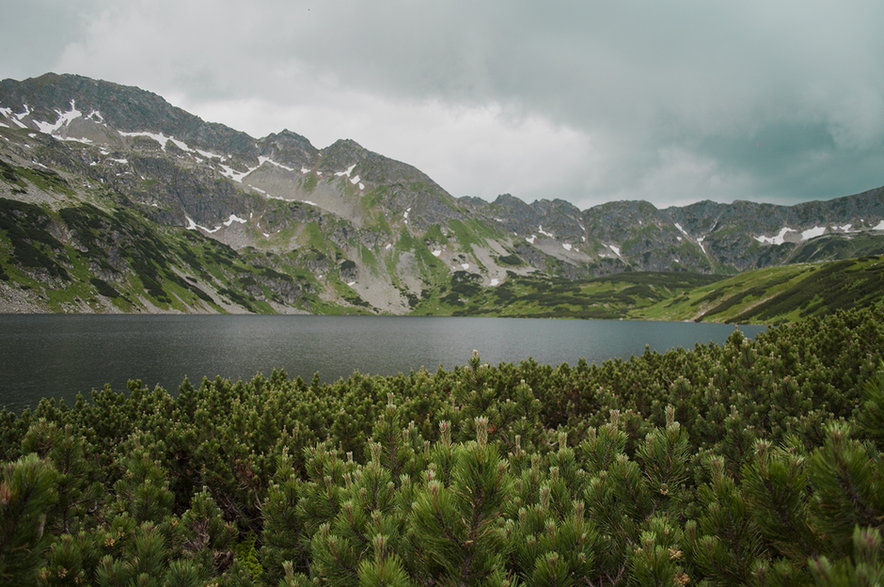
[1,0,103,80]
[4,0,884,207]
[235,1,884,204]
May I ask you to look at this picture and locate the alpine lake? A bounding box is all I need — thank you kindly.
[0,314,766,412]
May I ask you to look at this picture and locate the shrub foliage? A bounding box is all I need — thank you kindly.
[1,305,882,584]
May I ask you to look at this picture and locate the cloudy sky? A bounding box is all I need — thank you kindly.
[3,1,883,209]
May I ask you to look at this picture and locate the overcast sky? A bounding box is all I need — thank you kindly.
[2,0,883,209]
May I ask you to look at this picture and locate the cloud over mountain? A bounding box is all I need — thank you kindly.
[3,1,883,207]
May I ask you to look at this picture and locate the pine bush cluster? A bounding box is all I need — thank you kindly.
[1,305,882,585]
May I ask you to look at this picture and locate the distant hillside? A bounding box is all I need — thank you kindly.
[404,255,883,325]
[635,255,884,324]
[412,270,725,319]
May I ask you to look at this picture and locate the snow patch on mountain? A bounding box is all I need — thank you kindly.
[120,130,226,161]
[197,148,224,161]
[754,227,794,245]
[58,136,92,144]
[9,104,31,128]
[223,214,247,227]
[259,156,295,172]
[33,99,82,134]
[218,162,260,183]
[801,226,826,240]
[184,216,221,233]
[334,164,357,177]
[120,130,173,150]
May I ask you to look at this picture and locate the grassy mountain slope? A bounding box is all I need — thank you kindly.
[0,196,329,314]
[409,254,884,324]
[412,270,724,319]
[637,255,884,324]
[0,121,538,314]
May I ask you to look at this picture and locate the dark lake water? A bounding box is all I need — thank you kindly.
[0,315,766,411]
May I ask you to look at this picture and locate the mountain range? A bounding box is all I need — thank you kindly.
[1,73,883,316]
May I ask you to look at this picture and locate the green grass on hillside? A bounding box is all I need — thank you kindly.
[638,256,884,324]
[413,271,724,319]
[412,256,884,324]
[0,199,324,313]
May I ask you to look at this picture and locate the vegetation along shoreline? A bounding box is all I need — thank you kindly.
[0,304,881,584]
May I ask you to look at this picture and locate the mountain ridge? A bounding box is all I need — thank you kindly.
[1,72,883,315]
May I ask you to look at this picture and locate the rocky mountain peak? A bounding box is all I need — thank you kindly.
[492,193,531,209]
[258,129,318,169]
[317,138,369,171]
[0,72,256,158]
